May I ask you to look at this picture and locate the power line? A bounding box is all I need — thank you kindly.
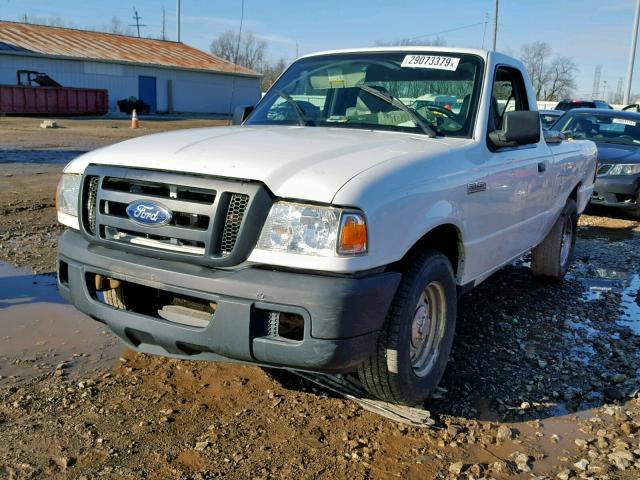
[406,22,485,42]
[129,7,147,38]
[481,12,489,49]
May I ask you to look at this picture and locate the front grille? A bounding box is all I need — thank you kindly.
[597,164,612,176]
[85,176,99,235]
[80,165,272,267]
[221,193,249,255]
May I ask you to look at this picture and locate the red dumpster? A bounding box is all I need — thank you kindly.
[0,85,108,115]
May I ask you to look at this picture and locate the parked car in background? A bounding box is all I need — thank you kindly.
[555,99,613,111]
[623,103,640,112]
[554,108,640,218]
[539,109,563,129]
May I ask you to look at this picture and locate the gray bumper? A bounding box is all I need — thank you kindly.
[57,230,401,373]
[592,174,640,209]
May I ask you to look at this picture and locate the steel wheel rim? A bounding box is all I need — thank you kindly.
[410,281,447,377]
[559,216,573,267]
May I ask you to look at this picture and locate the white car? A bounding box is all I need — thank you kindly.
[56,47,597,405]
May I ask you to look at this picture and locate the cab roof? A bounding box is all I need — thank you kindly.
[299,46,497,62]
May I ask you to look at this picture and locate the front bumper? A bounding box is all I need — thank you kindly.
[57,230,401,373]
[591,174,640,210]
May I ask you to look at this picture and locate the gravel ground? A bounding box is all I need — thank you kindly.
[1,117,639,479]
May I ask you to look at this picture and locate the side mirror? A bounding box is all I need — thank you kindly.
[232,105,254,125]
[543,129,565,144]
[489,110,541,148]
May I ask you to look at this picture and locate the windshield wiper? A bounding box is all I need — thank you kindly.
[275,90,314,126]
[356,84,437,138]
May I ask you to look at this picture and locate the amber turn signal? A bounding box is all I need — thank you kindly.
[338,213,367,255]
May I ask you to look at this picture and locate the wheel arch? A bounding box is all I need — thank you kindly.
[569,181,581,203]
[392,222,465,283]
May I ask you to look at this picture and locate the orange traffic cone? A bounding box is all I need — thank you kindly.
[131,109,139,129]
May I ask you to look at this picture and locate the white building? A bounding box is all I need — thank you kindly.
[0,20,261,114]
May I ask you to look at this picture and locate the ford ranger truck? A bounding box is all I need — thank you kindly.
[56,48,597,406]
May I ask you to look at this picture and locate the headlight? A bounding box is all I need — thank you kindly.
[257,202,368,256]
[56,173,82,217]
[608,164,640,176]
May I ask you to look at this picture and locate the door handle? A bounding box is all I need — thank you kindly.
[538,162,547,173]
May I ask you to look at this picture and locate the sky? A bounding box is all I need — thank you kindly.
[1,0,639,99]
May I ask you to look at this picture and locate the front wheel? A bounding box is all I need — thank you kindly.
[358,250,457,406]
[531,198,578,281]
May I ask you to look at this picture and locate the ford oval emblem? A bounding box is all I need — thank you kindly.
[126,200,172,227]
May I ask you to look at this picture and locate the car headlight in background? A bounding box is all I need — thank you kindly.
[257,202,368,256]
[56,173,82,217]
[608,164,640,176]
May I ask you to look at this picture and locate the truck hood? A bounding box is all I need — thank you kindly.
[65,125,461,203]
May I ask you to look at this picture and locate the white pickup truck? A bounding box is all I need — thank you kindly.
[56,47,596,405]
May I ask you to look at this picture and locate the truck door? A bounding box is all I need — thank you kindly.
[484,66,551,267]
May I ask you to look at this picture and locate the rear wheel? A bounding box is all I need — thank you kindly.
[531,199,578,281]
[358,250,457,406]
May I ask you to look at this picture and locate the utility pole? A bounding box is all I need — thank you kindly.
[481,12,489,49]
[492,0,499,51]
[176,0,181,42]
[162,7,166,40]
[602,80,608,101]
[624,0,640,104]
[129,8,147,38]
[295,41,299,59]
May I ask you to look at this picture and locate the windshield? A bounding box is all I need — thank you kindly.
[556,112,640,146]
[246,52,485,137]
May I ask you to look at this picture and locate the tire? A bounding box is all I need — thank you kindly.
[103,284,166,316]
[531,198,578,281]
[104,287,126,309]
[358,250,457,406]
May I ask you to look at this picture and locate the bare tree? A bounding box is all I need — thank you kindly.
[210,30,267,71]
[19,14,70,27]
[107,16,135,36]
[375,36,446,47]
[519,41,577,101]
[260,57,288,91]
[544,56,578,100]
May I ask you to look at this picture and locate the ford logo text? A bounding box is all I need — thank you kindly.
[126,200,172,227]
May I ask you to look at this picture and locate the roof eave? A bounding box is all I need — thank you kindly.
[0,50,262,78]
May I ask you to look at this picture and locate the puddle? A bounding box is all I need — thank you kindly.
[0,261,121,382]
[0,149,86,164]
[618,274,640,335]
[467,408,599,476]
[573,268,640,335]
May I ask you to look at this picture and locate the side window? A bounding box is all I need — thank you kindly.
[489,66,529,131]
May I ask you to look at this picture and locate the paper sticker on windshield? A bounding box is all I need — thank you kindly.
[613,118,637,126]
[401,55,460,71]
